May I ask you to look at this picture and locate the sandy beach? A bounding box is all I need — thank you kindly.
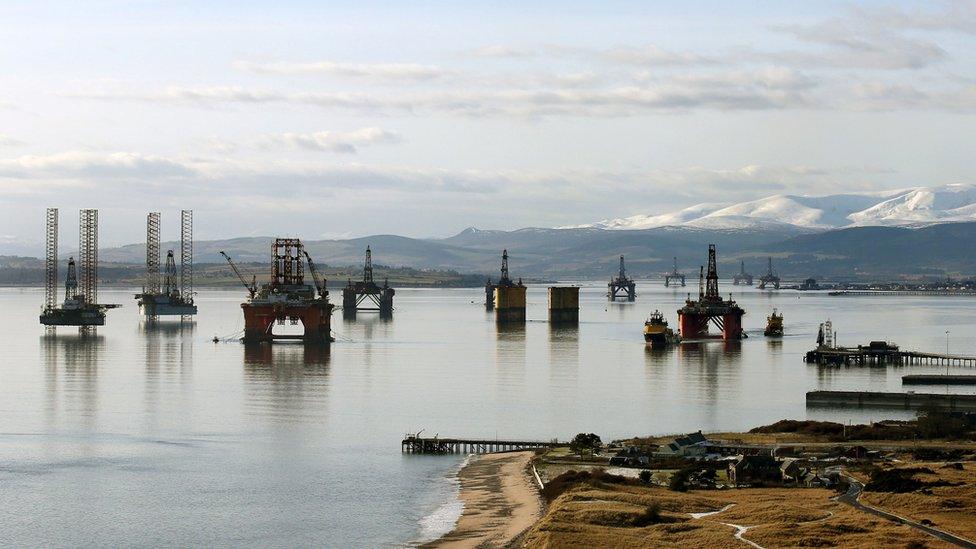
[425,451,543,548]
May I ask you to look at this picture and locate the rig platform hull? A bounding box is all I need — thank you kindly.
[242,302,334,343]
[136,293,198,316]
[39,308,106,326]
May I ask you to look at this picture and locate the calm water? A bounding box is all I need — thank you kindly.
[1,283,974,547]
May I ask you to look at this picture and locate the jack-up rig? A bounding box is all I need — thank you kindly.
[677,244,746,340]
[607,255,636,301]
[758,257,781,289]
[664,257,686,287]
[485,249,526,322]
[732,260,753,286]
[342,246,394,318]
[135,210,196,320]
[221,238,333,343]
[39,208,120,330]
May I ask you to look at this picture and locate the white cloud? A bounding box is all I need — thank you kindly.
[0,134,25,147]
[0,151,196,181]
[264,127,402,153]
[468,45,535,58]
[232,60,451,81]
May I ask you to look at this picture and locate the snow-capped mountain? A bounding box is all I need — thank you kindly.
[569,184,976,230]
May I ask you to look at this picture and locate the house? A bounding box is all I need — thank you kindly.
[729,455,782,486]
[780,458,803,484]
[656,431,709,458]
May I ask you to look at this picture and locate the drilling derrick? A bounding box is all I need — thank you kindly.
[758,257,781,290]
[732,260,753,285]
[343,246,395,318]
[676,244,745,340]
[607,255,636,301]
[40,209,120,330]
[238,238,333,343]
[488,249,526,323]
[135,210,197,319]
[664,257,686,287]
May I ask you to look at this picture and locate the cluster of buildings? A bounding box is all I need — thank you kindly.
[608,431,884,488]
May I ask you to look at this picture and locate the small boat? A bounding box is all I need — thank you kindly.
[764,308,784,337]
[644,310,680,346]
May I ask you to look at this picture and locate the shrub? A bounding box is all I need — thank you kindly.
[639,470,652,484]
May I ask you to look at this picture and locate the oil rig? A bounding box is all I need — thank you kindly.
[342,246,394,318]
[134,211,196,320]
[758,257,781,289]
[677,244,745,340]
[221,238,333,343]
[732,260,753,285]
[485,249,526,322]
[607,255,636,301]
[39,208,120,330]
[664,257,686,287]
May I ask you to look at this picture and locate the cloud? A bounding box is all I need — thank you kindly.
[0,134,25,147]
[599,45,716,66]
[232,60,451,81]
[0,151,197,181]
[468,45,536,58]
[67,69,820,116]
[264,127,402,153]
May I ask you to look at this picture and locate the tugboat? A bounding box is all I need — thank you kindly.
[644,310,680,347]
[764,308,784,337]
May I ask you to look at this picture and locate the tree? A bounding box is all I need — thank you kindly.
[639,470,652,484]
[569,433,603,456]
[669,468,691,492]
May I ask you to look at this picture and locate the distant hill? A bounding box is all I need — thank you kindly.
[7,221,976,283]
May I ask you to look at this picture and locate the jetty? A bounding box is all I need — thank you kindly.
[806,390,976,411]
[401,434,560,454]
[903,374,976,385]
[829,290,976,297]
[805,339,976,367]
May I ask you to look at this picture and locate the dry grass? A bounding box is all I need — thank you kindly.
[522,482,953,548]
[860,460,976,542]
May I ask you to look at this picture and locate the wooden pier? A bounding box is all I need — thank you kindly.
[401,434,560,454]
[807,390,976,411]
[903,374,976,385]
[805,343,976,367]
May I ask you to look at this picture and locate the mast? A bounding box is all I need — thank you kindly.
[146,212,160,294]
[180,209,193,304]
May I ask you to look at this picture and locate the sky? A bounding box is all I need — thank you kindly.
[1,0,975,250]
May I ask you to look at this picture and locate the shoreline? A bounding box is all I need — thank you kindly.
[423,451,543,548]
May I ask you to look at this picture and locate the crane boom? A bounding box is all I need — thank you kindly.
[219,251,257,298]
[303,250,327,298]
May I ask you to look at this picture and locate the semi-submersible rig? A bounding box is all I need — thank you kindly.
[221,238,334,343]
[677,244,746,340]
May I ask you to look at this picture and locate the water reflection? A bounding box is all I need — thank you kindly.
[40,333,104,429]
[495,322,526,385]
[140,321,195,427]
[548,324,579,384]
[676,341,742,418]
[242,343,331,424]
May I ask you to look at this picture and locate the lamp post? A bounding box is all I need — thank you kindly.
[945,330,950,375]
